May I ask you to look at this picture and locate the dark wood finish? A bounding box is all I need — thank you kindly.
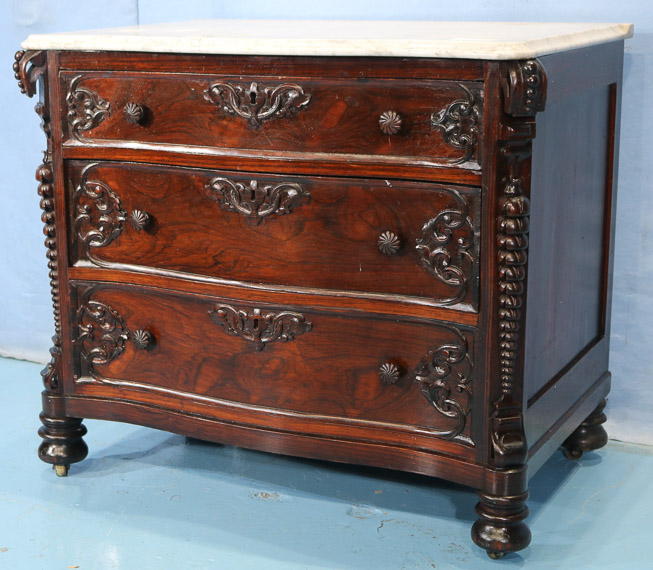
[60,71,483,169]
[562,399,609,459]
[61,144,483,186]
[38,412,88,476]
[70,281,477,446]
[524,85,612,402]
[17,39,626,558]
[66,161,480,311]
[57,51,486,80]
[471,468,531,558]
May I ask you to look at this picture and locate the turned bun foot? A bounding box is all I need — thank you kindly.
[38,413,88,475]
[471,490,531,558]
[562,399,608,460]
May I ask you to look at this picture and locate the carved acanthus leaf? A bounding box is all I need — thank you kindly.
[204,81,311,129]
[205,177,311,225]
[414,329,473,440]
[416,190,475,306]
[66,75,111,139]
[74,165,126,264]
[209,304,312,351]
[76,301,129,372]
[431,85,481,164]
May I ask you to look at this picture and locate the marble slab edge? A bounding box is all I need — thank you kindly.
[21,21,634,61]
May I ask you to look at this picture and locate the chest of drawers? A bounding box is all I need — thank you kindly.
[16,20,632,557]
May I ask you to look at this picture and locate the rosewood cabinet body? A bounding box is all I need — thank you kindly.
[16,29,626,557]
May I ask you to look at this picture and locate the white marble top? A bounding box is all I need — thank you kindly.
[22,20,633,60]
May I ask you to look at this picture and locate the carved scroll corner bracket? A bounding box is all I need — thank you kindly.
[503,59,547,117]
[13,49,46,98]
[41,342,62,391]
[431,84,481,165]
[490,396,528,467]
[413,330,473,441]
[209,304,312,351]
[203,80,311,129]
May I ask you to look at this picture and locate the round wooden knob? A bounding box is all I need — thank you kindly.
[131,329,153,350]
[124,102,145,125]
[129,210,150,231]
[377,231,401,255]
[379,362,401,385]
[379,111,402,135]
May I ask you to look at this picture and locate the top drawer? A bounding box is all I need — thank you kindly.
[61,71,483,169]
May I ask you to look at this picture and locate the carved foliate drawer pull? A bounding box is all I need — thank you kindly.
[129,210,150,231]
[379,362,401,385]
[131,329,153,350]
[204,177,311,225]
[124,102,145,125]
[204,80,311,129]
[377,231,401,255]
[379,111,402,135]
[209,304,312,351]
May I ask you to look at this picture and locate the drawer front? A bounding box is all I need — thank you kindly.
[61,71,483,168]
[71,282,476,447]
[68,161,480,311]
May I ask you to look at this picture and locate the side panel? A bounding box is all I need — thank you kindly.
[524,43,623,458]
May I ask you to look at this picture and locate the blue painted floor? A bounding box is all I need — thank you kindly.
[1,356,651,569]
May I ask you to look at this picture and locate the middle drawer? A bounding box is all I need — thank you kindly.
[68,161,480,311]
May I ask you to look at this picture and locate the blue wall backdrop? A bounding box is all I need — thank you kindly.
[1,1,650,445]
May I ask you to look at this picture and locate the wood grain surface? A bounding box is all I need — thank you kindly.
[71,281,477,448]
[67,161,480,310]
[60,71,483,168]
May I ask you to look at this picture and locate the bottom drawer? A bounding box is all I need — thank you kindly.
[71,282,476,448]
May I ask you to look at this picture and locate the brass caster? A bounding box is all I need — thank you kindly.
[54,464,69,477]
[487,551,506,560]
[564,448,584,461]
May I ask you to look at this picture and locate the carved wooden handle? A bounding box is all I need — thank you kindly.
[379,111,402,135]
[379,362,401,385]
[129,210,150,231]
[377,231,401,255]
[124,102,145,125]
[209,304,312,351]
[131,329,153,350]
[203,81,311,129]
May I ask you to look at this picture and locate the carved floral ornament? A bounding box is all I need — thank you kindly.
[74,165,126,265]
[416,189,476,306]
[66,75,111,139]
[204,80,311,129]
[75,299,155,376]
[414,328,473,440]
[204,176,311,224]
[209,304,312,351]
[431,85,481,164]
[77,301,129,369]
